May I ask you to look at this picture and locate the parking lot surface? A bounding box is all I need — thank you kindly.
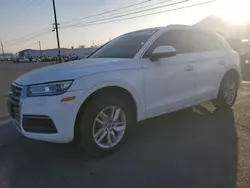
[0,62,249,188]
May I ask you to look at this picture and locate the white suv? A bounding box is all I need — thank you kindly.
[8,25,241,155]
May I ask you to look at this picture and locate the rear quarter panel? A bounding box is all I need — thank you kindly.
[216,34,242,90]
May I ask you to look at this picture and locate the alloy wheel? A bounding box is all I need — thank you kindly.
[223,77,237,105]
[92,106,127,149]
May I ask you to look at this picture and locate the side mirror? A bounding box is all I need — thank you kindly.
[150,46,176,61]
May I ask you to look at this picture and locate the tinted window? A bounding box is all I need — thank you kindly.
[143,30,194,57]
[227,39,250,53]
[190,31,225,51]
[90,29,157,58]
[209,34,225,50]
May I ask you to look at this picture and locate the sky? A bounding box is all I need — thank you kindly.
[0,0,249,53]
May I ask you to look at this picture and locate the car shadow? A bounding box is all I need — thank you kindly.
[0,104,237,188]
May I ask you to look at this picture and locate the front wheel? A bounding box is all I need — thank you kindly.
[78,92,135,156]
[213,74,238,108]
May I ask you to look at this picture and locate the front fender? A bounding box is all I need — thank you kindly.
[71,72,145,121]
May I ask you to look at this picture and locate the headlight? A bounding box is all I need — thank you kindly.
[27,80,73,97]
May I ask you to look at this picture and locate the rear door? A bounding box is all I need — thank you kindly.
[189,30,226,100]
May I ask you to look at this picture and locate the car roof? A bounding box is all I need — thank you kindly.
[125,25,191,35]
[122,25,216,38]
[129,25,200,34]
[165,24,218,36]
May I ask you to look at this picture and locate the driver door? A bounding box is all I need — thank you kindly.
[142,29,198,118]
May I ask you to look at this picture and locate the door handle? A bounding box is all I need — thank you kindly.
[185,65,194,71]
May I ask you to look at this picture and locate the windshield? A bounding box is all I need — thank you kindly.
[90,29,158,59]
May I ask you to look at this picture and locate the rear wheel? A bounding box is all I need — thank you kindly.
[213,74,238,108]
[78,92,135,156]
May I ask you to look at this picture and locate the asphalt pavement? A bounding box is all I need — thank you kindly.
[0,105,239,188]
[0,62,249,188]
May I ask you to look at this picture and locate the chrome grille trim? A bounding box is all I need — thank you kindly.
[8,83,23,123]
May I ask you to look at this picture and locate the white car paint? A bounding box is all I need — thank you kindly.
[9,25,241,143]
[142,53,197,118]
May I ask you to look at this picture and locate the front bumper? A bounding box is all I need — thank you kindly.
[8,83,83,143]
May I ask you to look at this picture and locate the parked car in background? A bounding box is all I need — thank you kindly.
[31,58,42,62]
[227,39,250,80]
[70,56,79,61]
[20,57,29,62]
[8,25,241,156]
[13,57,29,63]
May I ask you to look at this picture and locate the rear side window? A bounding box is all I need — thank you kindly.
[190,31,225,52]
[143,30,194,57]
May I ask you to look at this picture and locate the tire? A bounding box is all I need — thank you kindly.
[213,74,238,108]
[78,91,135,156]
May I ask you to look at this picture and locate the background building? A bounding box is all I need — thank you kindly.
[0,53,14,60]
[18,47,98,59]
[195,15,250,40]
[195,15,250,54]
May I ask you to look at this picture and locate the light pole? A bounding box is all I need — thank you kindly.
[1,40,5,61]
[38,41,42,57]
[52,0,61,63]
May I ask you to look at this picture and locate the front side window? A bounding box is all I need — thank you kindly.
[143,30,194,58]
[90,29,158,59]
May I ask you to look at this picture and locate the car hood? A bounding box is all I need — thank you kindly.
[15,58,140,85]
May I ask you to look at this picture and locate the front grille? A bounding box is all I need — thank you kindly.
[22,115,58,134]
[8,84,22,123]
